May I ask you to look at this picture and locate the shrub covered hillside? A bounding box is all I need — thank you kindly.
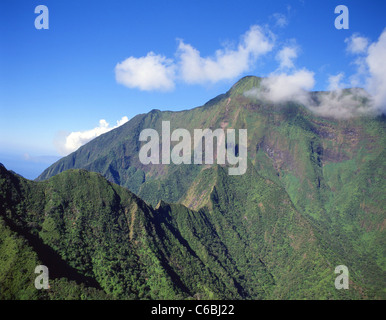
[1,161,384,299]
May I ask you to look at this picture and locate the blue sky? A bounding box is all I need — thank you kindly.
[1,0,385,179]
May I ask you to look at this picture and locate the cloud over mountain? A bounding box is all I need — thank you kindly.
[245,71,374,119]
[365,29,386,113]
[114,24,386,119]
[244,29,386,119]
[245,69,314,105]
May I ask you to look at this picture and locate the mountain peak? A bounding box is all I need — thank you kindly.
[228,75,263,96]
[202,75,262,107]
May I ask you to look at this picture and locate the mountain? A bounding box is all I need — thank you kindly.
[2,76,385,299]
[37,76,385,216]
[0,162,372,299]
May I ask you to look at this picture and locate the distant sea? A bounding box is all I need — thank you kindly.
[0,153,61,180]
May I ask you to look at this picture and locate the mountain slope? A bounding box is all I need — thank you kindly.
[2,161,377,299]
[37,76,385,217]
[12,76,386,299]
[0,163,276,299]
[2,163,249,299]
[179,163,375,299]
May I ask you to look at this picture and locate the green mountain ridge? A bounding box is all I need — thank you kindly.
[1,76,385,299]
[1,162,375,299]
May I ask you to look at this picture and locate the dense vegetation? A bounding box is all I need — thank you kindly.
[1,163,372,299]
[1,76,385,299]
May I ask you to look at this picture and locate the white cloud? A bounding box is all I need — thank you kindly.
[245,69,315,105]
[115,25,274,90]
[239,28,386,119]
[246,29,386,119]
[348,56,368,87]
[365,29,386,112]
[276,46,298,69]
[245,71,373,119]
[272,13,288,28]
[327,72,345,91]
[307,88,373,119]
[115,52,175,91]
[244,42,315,106]
[116,116,129,126]
[343,34,370,88]
[177,25,274,84]
[340,29,386,113]
[55,116,129,156]
[345,34,369,54]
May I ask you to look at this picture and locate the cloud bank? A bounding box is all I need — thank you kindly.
[115,25,386,119]
[365,29,386,113]
[245,75,373,119]
[245,69,314,105]
[55,116,129,156]
[115,25,274,91]
[245,29,386,119]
